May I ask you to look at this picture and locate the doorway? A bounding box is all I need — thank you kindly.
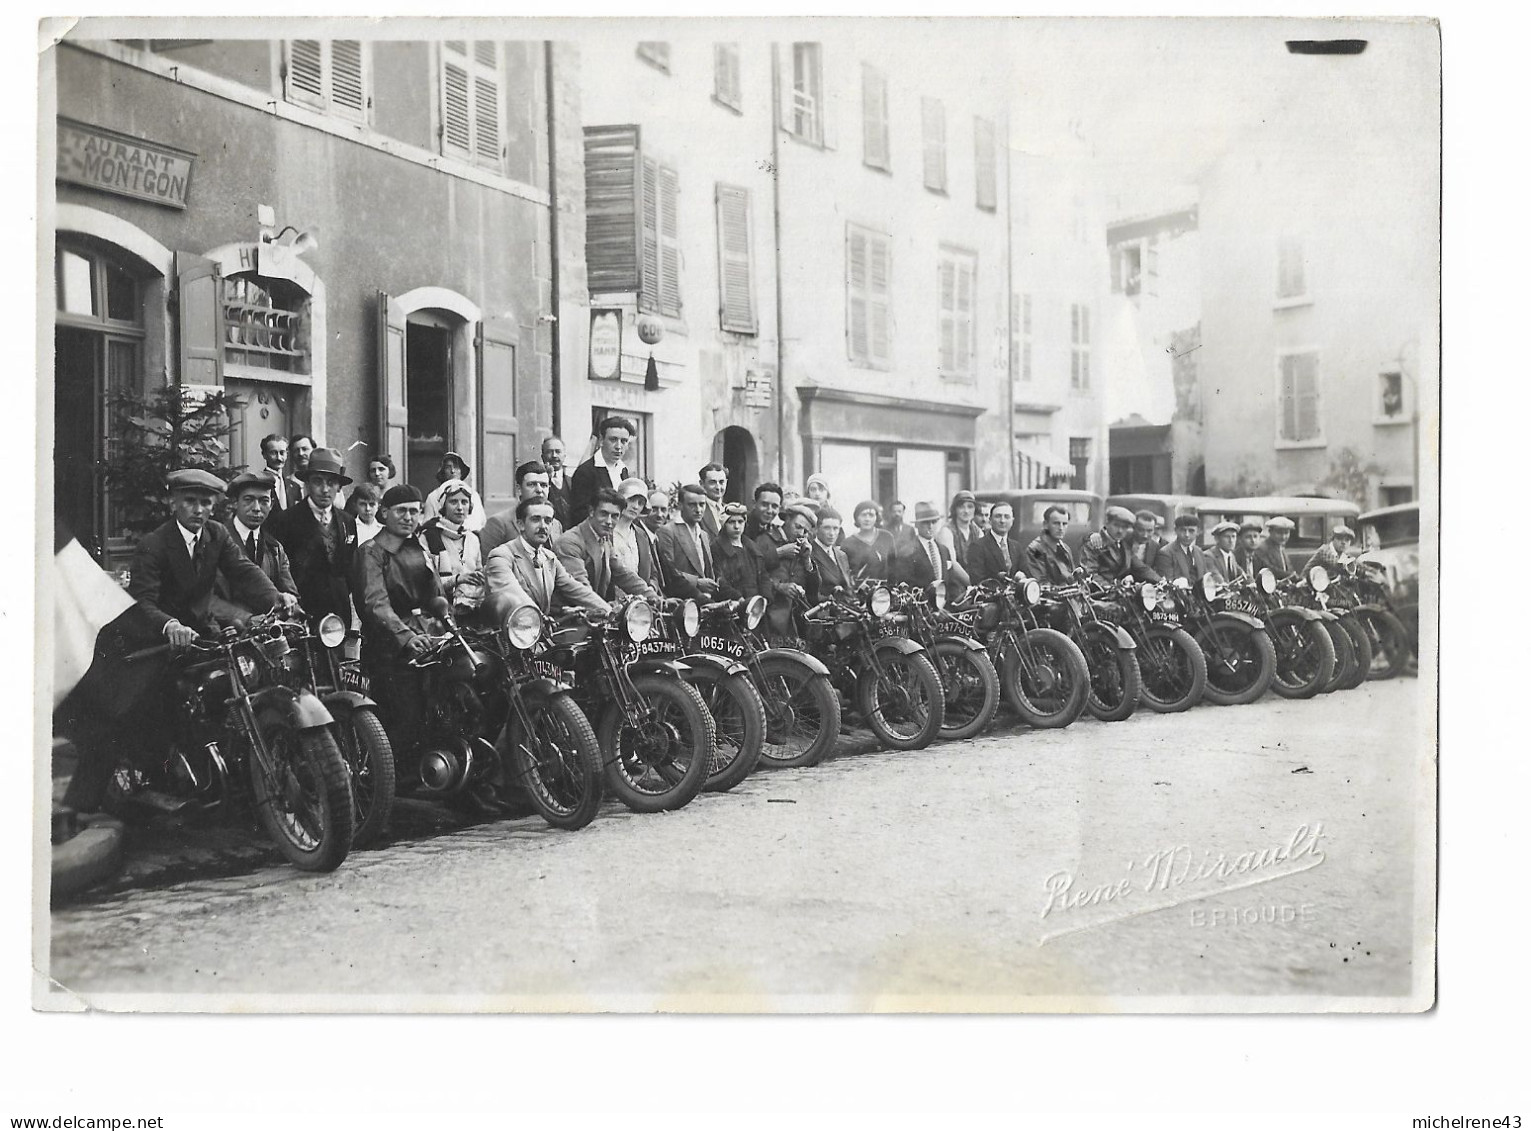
[405,317,454,494]
[712,426,759,503]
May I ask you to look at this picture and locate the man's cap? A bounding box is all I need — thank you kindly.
[784,501,820,524]
[1173,513,1201,529]
[1265,516,1296,531]
[617,476,649,500]
[723,502,749,518]
[1135,510,1160,525]
[1104,505,1136,525]
[1331,525,1355,539]
[381,485,424,508]
[1239,520,1263,534]
[914,501,942,523]
[167,468,227,495]
[226,470,276,496]
[303,447,354,485]
[1210,520,1241,536]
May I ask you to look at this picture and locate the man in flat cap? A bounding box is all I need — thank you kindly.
[1303,525,1357,574]
[1250,516,1299,582]
[1080,505,1163,584]
[269,446,357,629]
[1234,521,1264,577]
[1154,514,1212,584]
[216,470,296,604]
[1207,521,1247,584]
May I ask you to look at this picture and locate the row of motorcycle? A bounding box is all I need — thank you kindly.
[109,553,1413,874]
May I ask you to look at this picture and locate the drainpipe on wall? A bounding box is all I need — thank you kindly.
[770,42,786,487]
[544,40,562,437]
[1004,110,1016,491]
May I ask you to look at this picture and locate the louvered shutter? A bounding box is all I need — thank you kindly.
[329,41,365,120]
[583,124,642,294]
[975,117,997,209]
[659,166,681,317]
[957,258,974,375]
[863,64,889,170]
[176,252,223,387]
[923,98,946,191]
[441,51,473,160]
[716,184,756,334]
[286,40,325,109]
[938,258,956,373]
[473,41,501,166]
[869,236,891,364]
[639,157,661,314]
[847,228,868,361]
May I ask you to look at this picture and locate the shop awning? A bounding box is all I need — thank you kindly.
[1014,438,1072,488]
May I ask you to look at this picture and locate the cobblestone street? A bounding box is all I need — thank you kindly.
[47,678,1425,1009]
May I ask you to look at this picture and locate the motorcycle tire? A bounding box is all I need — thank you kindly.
[932,640,1001,741]
[691,670,767,793]
[1194,619,1277,706]
[1000,628,1090,729]
[1080,624,1141,723]
[754,657,841,769]
[1356,607,1411,681]
[506,690,602,830]
[856,648,945,751]
[250,709,354,872]
[330,704,395,849]
[1336,614,1372,691]
[1136,626,1208,713]
[1269,612,1336,699]
[1322,620,1356,694]
[598,673,715,813]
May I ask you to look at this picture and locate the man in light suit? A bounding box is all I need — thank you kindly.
[479,460,563,559]
[554,487,659,604]
[485,499,609,618]
[1206,521,1248,584]
[656,484,722,600]
[1154,514,1213,584]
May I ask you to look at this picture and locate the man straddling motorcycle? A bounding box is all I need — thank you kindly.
[1302,525,1356,574]
[1025,504,1076,586]
[484,498,611,620]
[1250,516,1299,582]
[1080,505,1164,584]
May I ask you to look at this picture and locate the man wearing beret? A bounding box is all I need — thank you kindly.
[1154,514,1213,584]
[1207,521,1248,584]
[1250,516,1299,582]
[1302,525,1357,574]
[269,446,357,629]
[1080,505,1163,584]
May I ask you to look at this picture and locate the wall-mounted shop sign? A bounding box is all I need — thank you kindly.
[588,308,623,381]
[743,366,774,409]
[57,118,195,210]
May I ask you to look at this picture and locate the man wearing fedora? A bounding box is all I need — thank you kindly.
[269,446,358,627]
[891,501,970,596]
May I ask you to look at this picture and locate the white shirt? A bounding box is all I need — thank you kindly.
[176,521,200,558]
[355,518,382,545]
[231,517,262,551]
[266,467,288,508]
[307,497,334,527]
[593,449,627,490]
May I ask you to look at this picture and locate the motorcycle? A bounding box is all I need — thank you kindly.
[1037,575,1142,722]
[892,581,1001,741]
[951,574,1089,730]
[1241,567,1337,699]
[796,582,945,751]
[1281,566,1370,693]
[118,611,354,872]
[1090,576,1208,713]
[1167,573,1277,706]
[541,595,715,813]
[1330,555,1412,680]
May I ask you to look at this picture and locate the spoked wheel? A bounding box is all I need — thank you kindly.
[691,670,767,793]
[1137,626,1208,713]
[250,709,354,872]
[1336,614,1372,690]
[932,639,1000,741]
[330,704,395,849]
[855,649,945,751]
[1356,607,1411,680]
[754,657,840,769]
[1080,625,1141,722]
[1321,619,1356,693]
[1000,628,1089,729]
[505,691,602,830]
[1194,620,1277,706]
[1269,613,1336,699]
[598,674,715,813]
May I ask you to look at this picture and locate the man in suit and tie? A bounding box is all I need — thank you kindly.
[485,499,609,617]
[268,446,357,628]
[214,471,296,614]
[967,501,1028,584]
[1207,521,1248,584]
[542,436,572,528]
[568,416,636,526]
[478,460,565,559]
[657,484,722,600]
[890,500,970,596]
[803,506,857,601]
[1234,521,1263,577]
[1154,514,1213,583]
[554,487,660,604]
[698,462,729,536]
[1026,504,1077,585]
[1250,516,1299,582]
[259,434,303,513]
[1130,510,1165,570]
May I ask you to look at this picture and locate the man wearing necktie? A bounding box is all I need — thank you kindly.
[1081,506,1164,584]
[485,499,610,617]
[656,484,721,600]
[268,446,357,628]
[1207,521,1248,583]
[1251,516,1299,582]
[1154,514,1213,583]
[554,487,660,604]
[966,501,1028,584]
[891,500,970,597]
[214,471,296,617]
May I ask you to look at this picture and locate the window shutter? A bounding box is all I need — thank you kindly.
[377,292,408,476]
[286,40,325,109]
[583,124,642,294]
[957,259,974,373]
[441,53,472,160]
[818,44,838,150]
[659,165,681,317]
[639,156,661,313]
[1278,235,1305,299]
[478,319,520,516]
[716,184,756,334]
[176,252,223,387]
[847,227,868,361]
[474,70,501,164]
[330,41,366,119]
[1280,356,1298,440]
[923,98,946,191]
[939,258,956,373]
[869,236,891,364]
[863,64,889,170]
[975,117,997,209]
[715,44,741,108]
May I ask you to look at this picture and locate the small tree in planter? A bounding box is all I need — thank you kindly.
[101,384,247,541]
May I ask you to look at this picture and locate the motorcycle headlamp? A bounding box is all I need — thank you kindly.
[505,604,545,651]
[624,599,654,643]
[870,586,892,618]
[931,581,947,610]
[1140,583,1160,611]
[680,599,700,638]
[1308,565,1331,593]
[1018,577,1041,607]
[743,594,767,630]
[1258,568,1278,595]
[1200,574,1219,602]
[317,614,346,650]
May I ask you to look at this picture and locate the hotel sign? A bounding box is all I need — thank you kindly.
[57,118,194,210]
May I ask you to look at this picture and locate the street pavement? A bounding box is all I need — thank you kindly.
[46,677,1427,1009]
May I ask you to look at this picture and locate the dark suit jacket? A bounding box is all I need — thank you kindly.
[220,520,296,594]
[655,521,716,599]
[967,531,1027,584]
[632,521,665,590]
[553,519,653,602]
[1207,546,1247,584]
[1025,534,1076,585]
[269,500,357,625]
[806,541,856,602]
[700,504,722,538]
[1251,540,1297,581]
[129,519,280,634]
[890,534,961,590]
[1080,531,1163,584]
[568,457,629,527]
[1154,540,1212,584]
[546,471,572,528]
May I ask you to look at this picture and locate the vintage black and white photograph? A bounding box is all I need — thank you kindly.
[33,14,1439,1013]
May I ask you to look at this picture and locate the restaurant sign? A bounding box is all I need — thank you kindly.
[57,118,194,210]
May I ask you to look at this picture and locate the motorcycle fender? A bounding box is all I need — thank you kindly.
[871,636,925,658]
[249,685,335,730]
[519,676,573,699]
[1100,624,1137,651]
[679,652,751,680]
[1276,606,1325,623]
[627,658,692,681]
[1210,611,1266,633]
[936,633,988,655]
[757,646,831,678]
[1353,603,1390,617]
[322,689,377,713]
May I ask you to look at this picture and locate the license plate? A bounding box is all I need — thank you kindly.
[1150,610,1180,627]
[697,632,747,659]
[531,660,564,681]
[338,665,370,694]
[1223,596,1261,617]
[621,639,679,664]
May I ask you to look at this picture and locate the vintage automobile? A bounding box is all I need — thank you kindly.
[974,489,1103,555]
[1194,495,1361,559]
[1356,501,1421,657]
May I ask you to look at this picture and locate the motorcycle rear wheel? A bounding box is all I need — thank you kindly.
[933,640,1000,741]
[1269,613,1335,699]
[754,657,840,769]
[330,704,395,849]
[1356,607,1411,680]
[250,709,354,872]
[1336,614,1373,690]
[856,650,945,751]
[1322,620,1356,693]
[598,674,714,813]
[506,691,602,830]
[1001,628,1090,729]
[1137,626,1208,713]
[1195,620,1277,706]
[1080,625,1141,722]
[693,670,767,793]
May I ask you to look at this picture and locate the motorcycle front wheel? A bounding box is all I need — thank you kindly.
[1194,619,1277,706]
[1137,626,1207,713]
[1356,607,1411,680]
[1000,628,1089,729]
[505,690,602,830]
[250,709,354,872]
[754,657,841,769]
[691,669,767,793]
[1336,614,1373,690]
[855,649,945,751]
[1322,619,1356,693]
[932,640,1000,741]
[1269,612,1336,699]
[598,674,715,813]
[1080,624,1141,722]
[330,704,395,849]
